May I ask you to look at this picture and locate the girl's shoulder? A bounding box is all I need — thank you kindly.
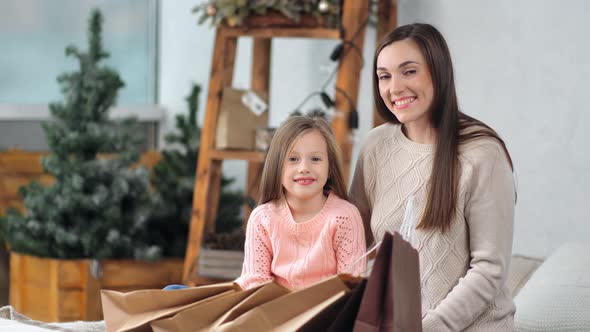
[250,200,286,220]
[325,193,362,219]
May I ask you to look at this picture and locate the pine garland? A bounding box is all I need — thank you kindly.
[193,0,342,27]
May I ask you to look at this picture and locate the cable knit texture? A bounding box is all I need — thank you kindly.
[349,123,516,332]
[236,192,366,290]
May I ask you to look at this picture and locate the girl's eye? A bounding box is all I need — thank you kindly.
[288,156,299,162]
[311,156,322,162]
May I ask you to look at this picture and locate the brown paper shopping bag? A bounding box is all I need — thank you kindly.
[353,232,422,332]
[326,278,367,332]
[150,282,289,332]
[211,281,289,328]
[294,289,353,332]
[101,282,235,332]
[216,274,360,331]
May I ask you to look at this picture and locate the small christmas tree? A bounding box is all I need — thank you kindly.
[0,9,160,260]
[147,83,244,257]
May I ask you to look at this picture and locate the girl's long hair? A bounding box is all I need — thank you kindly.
[373,23,513,232]
[258,115,348,205]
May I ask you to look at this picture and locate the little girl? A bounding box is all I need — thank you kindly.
[235,115,366,290]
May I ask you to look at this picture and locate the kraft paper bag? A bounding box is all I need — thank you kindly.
[353,232,422,332]
[215,87,268,150]
[101,282,235,332]
[295,289,353,332]
[211,281,289,329]
[151,282,289,332]
[217,274,361,331]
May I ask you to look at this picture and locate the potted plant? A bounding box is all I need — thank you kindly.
[0,9,180,322]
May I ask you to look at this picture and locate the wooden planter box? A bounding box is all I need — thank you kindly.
[9,252,183,322]
[0,149,160,214]
[198,249,244,280]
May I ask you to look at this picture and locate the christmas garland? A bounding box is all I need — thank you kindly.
[193,0,341,28]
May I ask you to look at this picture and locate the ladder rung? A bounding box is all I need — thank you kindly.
[222,27,341,39]
[208,149,266,162]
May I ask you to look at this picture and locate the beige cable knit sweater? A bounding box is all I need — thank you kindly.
[349,123,516,331]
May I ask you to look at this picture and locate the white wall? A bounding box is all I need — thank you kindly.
[159,0,590,258]
[397,0,590,258]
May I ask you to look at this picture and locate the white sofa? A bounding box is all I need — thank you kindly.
[511,242,590,331]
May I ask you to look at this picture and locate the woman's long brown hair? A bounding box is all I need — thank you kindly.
[373,23,513,232]
[258,115,348,205]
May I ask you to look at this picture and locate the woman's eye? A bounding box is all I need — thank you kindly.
[378,74,390,80]
[403,69,416,76]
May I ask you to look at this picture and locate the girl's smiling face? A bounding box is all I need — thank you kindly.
[281,129,329,203]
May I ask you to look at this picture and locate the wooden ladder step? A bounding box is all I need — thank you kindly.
[209,149,265,163]
[222,27,341,39]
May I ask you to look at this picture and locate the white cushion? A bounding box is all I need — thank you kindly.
[508,254,544,297]
[514,242,590,331]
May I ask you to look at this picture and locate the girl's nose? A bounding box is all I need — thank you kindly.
[298,167,310,174]
[298,160,311,173]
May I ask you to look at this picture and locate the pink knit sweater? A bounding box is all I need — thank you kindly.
[236,192,366,290]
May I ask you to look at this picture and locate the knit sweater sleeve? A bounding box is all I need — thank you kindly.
[422,143,515,331]
[235,207,274,290]
[349,135,376,247]
[333,202,367,276]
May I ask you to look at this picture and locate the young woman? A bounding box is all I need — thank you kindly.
[350,23,516,331]
[236,115,366,290]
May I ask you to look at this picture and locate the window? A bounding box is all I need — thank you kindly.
[0,0,162,151]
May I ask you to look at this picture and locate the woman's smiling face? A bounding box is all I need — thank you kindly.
[376,38,434,129]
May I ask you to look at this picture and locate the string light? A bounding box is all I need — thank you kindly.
[329,40,364,66]
[290,14,369,135]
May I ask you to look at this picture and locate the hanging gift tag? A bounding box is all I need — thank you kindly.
[241,90,268,116]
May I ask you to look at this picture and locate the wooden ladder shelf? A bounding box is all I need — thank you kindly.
[182,1,377,285]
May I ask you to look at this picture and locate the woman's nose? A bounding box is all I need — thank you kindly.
[390,77,405,96]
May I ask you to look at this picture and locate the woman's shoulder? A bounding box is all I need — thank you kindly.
[458,128,511,172]
[460,137,506,163]
[366,122,400,140]
[358,122,401,154]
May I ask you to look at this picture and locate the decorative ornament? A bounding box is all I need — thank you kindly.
[226,16,239,27]
[206,4,217,16]
[318,0,330,13]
